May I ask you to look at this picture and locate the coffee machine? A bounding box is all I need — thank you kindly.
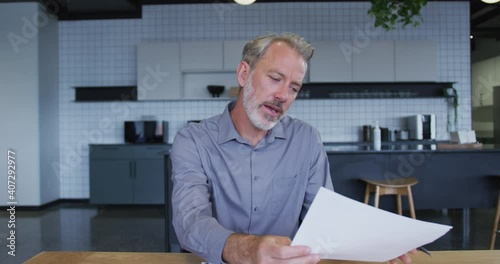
[407,114,436,140]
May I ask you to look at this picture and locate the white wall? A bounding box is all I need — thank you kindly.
[38,3,60,204]
[58,2,471,199]
[0,2,41,206]
[0,2,59,206]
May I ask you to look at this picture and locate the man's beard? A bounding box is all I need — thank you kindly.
[242,71,285,131]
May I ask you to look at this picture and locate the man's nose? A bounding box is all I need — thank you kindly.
[274,83,289,102]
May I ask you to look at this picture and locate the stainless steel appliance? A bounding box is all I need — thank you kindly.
[407,114,436,140]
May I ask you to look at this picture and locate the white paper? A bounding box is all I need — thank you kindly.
[292,187,452,262]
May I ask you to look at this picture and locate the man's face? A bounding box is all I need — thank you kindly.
[242,42,306,131]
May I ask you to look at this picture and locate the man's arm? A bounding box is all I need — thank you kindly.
[222,233,320,264]
[170,130,233,263]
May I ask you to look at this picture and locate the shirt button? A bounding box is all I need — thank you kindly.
[254,207,258,212]
[254,176,259,181]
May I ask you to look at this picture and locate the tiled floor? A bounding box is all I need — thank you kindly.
[0,202,498,264]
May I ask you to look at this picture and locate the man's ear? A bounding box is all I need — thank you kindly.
[236,61,250,88]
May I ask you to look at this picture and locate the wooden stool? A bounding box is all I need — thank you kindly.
[490,186,500,250]
[362,177,418,219]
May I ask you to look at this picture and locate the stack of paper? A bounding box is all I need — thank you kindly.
[292,187,452,262]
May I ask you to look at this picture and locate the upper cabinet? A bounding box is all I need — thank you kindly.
[395,40,436,82]
[136,39,439,100]
[180,40,247,72]
[137,43,181,100]
[352,40,395,82]
[181,41,223,71]
[223,40,247,71]
[310,40,437,83]
[310,41,353,82]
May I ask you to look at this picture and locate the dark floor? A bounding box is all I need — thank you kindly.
[0,202,498,264]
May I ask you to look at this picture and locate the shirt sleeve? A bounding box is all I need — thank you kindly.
[301,126,334,221]
[170,128,233,264]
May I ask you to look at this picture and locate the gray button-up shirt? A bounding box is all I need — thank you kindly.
[170,101,333,263]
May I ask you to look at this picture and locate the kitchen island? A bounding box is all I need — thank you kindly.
[325,142,500,210]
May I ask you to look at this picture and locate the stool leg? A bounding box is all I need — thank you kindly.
[397,194,402,216]
[407,186,416,219]
[374,186,380,208]
[364,184,370,204]
[490,192,500,250]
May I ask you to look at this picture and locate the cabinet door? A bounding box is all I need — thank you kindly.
[137,42,181,100]
[90,160,134,204]
[223,40,247,71]
[134,159,165,204]
[310,41,353,82]
[352,40,395,82]
[181,41,223,71]
[395,40,436,81]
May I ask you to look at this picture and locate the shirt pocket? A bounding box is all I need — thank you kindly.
[270,174,299,217]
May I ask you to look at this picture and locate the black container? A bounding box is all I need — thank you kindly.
[124,121,168,143]
[381,127,390,142]
[363,125,372,142]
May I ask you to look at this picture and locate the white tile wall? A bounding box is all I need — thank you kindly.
[58,2,471,198]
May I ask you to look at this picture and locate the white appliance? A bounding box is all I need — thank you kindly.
[407,114,436,140]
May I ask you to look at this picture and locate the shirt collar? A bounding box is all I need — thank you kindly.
[217,101,287,145]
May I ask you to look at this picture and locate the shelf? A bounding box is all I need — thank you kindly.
[298,82,455,99]
[74,86,137,102]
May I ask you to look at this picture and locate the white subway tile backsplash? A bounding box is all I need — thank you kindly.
[58,2,470,198]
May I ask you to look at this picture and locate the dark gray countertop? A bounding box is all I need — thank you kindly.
[323,141,500,153]
[89,142,500,154]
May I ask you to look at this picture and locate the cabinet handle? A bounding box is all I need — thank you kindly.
[132,161,136,178]
[133,161,137,178]
[129,161,135,178]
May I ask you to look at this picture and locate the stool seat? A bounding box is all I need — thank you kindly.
[362,177,419,219]
[362,178,419,188]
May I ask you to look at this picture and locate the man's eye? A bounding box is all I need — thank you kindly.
[291,87,299,93]
[270,76,280,82]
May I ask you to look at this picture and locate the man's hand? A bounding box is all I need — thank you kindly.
[388,249,417,264]
[222,233,320,264]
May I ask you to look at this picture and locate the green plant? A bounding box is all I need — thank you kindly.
[368,0,428,31]
[444,87,458,130]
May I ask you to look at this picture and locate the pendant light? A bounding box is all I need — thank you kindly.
[234,0,256,5]
[481,0,500,4]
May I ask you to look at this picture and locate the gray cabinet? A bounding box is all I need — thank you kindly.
[137,43,181,100]
[181,41,223,71]
[395,40,436,81]
[223,40,247,71]
[90,160,134,204]
[89,145,168,204]
[309,41,353,82]
[352,40,395,82]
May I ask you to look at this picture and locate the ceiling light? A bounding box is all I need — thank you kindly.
[234,0,256,5]
[481,0,500,4]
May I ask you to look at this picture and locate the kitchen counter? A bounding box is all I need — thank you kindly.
[323,141,500,153]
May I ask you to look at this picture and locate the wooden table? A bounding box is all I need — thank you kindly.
[25,250,500,264]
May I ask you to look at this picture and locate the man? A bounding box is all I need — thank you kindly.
[171,32,413,264]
